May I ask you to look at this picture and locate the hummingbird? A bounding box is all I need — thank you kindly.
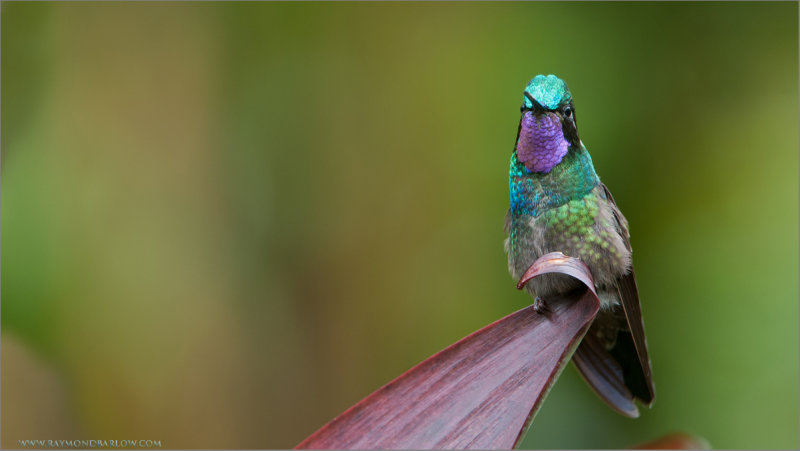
[504,74,655,417]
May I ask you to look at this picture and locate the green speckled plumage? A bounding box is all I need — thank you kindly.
[539,191,624,264]
[506,151,631,306]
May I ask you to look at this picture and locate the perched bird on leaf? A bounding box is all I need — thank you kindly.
[505,74,655,417]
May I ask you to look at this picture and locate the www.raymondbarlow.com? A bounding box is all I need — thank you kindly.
[18,440,161,448]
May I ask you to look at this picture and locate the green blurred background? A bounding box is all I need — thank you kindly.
[2,2,797,449]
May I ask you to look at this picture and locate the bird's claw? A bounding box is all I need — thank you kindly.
[533,297,548,314]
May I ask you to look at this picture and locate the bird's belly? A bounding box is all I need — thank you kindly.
[506,187,631,299]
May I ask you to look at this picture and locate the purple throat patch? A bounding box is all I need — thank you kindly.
[516,112,569,173]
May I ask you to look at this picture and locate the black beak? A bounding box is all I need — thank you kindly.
[522,91,544,112]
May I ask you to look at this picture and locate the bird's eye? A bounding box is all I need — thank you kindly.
[563,106,573,118]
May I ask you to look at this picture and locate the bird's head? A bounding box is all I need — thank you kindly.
[515,75,580,173]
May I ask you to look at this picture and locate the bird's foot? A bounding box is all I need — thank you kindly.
[533,297,549,314]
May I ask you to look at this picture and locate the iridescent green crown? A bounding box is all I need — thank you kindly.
[522,74,572,110]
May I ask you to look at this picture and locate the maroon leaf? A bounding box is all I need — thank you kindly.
[296,253,601,450]
[516,252,596,294]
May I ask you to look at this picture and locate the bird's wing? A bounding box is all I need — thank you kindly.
[600,182,655,405]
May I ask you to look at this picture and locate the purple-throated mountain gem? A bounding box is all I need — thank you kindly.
[505,74,655,417]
